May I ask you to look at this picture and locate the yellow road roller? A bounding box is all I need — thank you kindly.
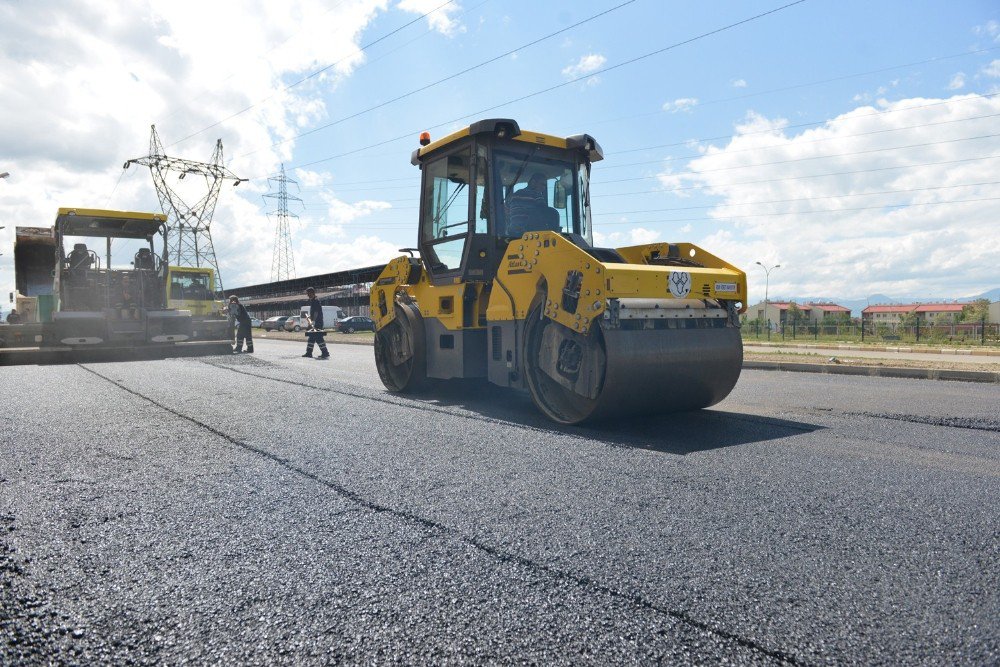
[370,119,747,424]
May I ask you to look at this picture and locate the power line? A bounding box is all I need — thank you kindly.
[167,0,458,149]
[597,133,1000,182]
[596,44,1000,137]
[241,44,999,182]
[289,178,1000,229]
[609,92,1000,156]
[288,102,1000,194]
[260,0,809,178]
[591,180,1000,217]
[236,0,638,159]
[300,193,1000,230]
[297,133,1000,202]
[596,154,1000,195]
[299,149,1000,210]
[600,112,1000,171]
[590,195,1000,226]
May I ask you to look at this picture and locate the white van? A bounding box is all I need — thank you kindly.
[299,305,344,328]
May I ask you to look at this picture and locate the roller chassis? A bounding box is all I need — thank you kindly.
[373,233,746,424]
[370,119,747,424]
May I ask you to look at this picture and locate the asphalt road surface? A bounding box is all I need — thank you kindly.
[2,339,997,664]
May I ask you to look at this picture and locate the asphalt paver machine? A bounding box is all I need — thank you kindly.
[370,119,747,424]
[1,208,230,362]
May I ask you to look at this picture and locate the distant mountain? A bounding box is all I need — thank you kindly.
[765,289,998,317]
[966,287,1000,302]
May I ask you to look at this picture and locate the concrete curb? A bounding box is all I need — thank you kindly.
[743,360,1000,384]
[743,341,1000,357]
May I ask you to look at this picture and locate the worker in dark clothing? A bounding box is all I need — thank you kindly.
[6,309,21,324]
[230,295,254,353]
[118,274,139,320]
[302,287,329,359]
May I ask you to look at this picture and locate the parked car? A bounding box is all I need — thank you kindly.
[336,316,375,333]
[262,316,290,331]
[283,315,310,332]
[250,318,262,328]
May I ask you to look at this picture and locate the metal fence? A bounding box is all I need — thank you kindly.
[742,318,1000,346]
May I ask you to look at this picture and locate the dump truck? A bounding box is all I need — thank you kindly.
[369,119,747,424]
[0,208,231,363]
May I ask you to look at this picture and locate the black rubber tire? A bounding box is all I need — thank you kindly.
[374,303,427,393]
[293,326,301,332]
[346,327,355,334]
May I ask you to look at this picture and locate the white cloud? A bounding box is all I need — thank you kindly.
[982,59,1000,78]
[593,227,660,248]
[973,20,1000,42]
[562,53,606,78]
[731,79,747,88]
[297,236,401,275]
[0,0,403,295]
[652,95,1000,301]
[947,72,966,90]
[662,97,699,113]
[397,0,466,36]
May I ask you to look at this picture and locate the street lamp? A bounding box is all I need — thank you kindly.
[755,261,780,340]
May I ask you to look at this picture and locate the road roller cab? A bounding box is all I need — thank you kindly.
[371,119,748,424]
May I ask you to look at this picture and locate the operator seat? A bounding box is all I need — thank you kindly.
[68,243,92,275]
[134,248,155,270]
[65,243,94,310]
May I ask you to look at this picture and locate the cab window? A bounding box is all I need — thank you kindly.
[494,149,580,240]
[169,272,213,300]
[420,149,472,273]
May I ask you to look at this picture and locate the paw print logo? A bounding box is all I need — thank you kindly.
[668,271,692,298]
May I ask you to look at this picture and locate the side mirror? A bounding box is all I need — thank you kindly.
[553,180,567,210]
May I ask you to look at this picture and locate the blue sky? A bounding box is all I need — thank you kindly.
[1,0,998,307]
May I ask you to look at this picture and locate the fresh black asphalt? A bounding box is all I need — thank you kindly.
[1,339,997,664]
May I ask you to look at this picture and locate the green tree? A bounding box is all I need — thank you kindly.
[786,302,802,325]
[961,298,990,322]
[898,311,918,327]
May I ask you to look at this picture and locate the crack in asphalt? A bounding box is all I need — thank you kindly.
[79,364,802,665]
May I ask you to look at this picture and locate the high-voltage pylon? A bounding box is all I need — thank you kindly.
[262,164,301,283]
[124,125,246,293]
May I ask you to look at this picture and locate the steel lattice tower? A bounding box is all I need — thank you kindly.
[263,164,300,282]
[124,125,246,293]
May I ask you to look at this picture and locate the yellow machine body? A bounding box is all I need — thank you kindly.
[166,265,224,317]
[371,119,747,423]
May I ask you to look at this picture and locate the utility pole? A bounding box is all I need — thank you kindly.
[262,164,301,283]
[0,173,6,257]
[755,261,780,341]
[124,125,246,293]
